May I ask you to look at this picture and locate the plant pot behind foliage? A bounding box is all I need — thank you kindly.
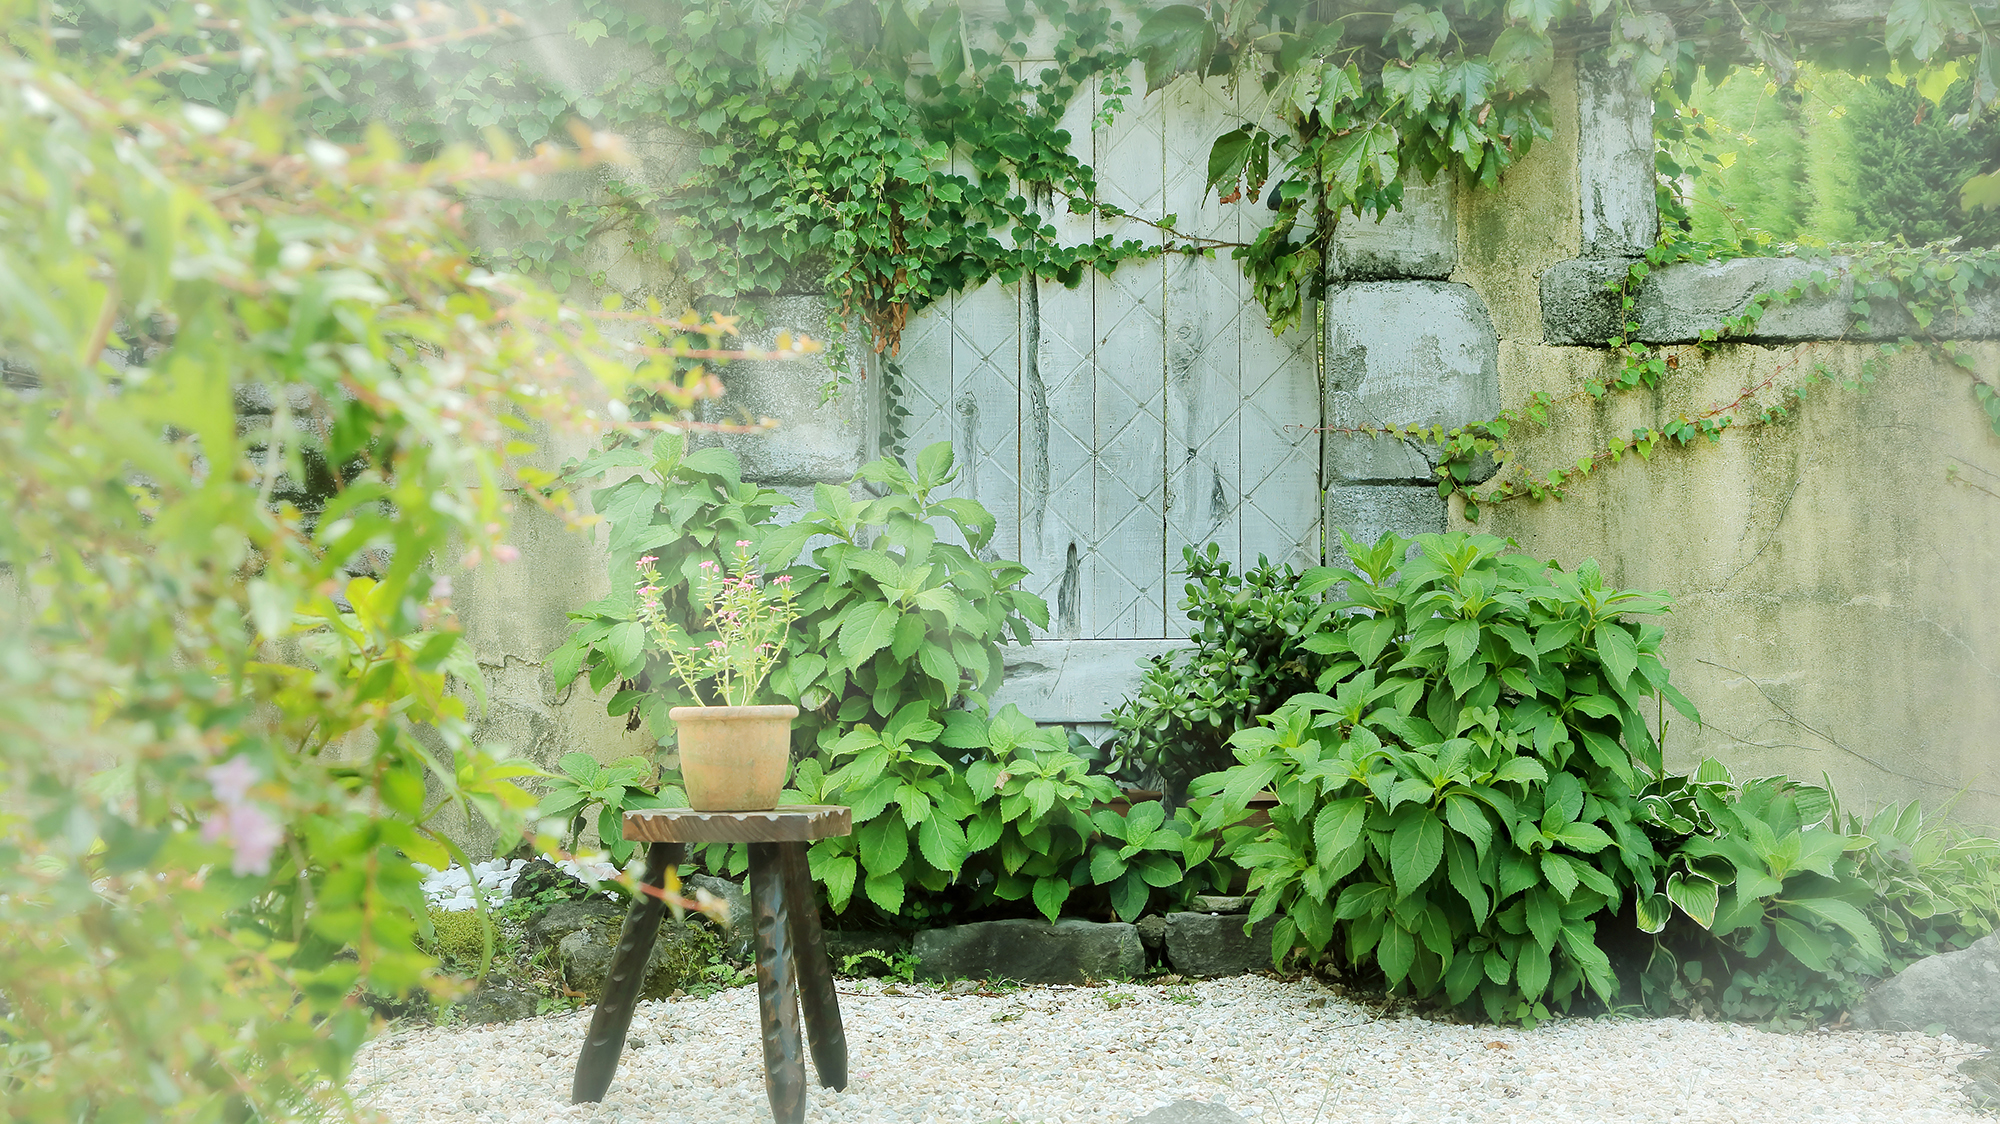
[672,704,798,811]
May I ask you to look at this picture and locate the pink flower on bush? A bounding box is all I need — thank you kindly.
[201,757,282,876]
[637,554,658,566]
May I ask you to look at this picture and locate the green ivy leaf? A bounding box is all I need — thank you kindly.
[1135,5,1218,93]
[756,16,827,85]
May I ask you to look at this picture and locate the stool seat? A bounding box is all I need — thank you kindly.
[570,805,852,1124]
[623,804,852,842]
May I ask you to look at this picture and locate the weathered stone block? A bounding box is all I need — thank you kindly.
[913,918,1144,984]
[1578,59,1658,256]
[1539,257,1631,345]
[1324,485,1447,564]
[1190,895,1249,913]
[1541,255,2000,346]
[1634,256,1855,343]
[695,296,871,487]
[1164,911,1276,978]
[1323,281,1500,485]
[1329,173,1456,281]
[1854,932,2000,1044]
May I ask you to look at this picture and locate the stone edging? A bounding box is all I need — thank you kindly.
[1541,255,2000,346]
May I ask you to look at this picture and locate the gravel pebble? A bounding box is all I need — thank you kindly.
[349,976,1988,1123]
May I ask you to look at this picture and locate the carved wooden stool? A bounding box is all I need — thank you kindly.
[570,805,853,1123]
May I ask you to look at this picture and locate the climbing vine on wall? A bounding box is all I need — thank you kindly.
[117,0,2000,347]
[113,0,2000,503]
[1415,239,2000,522]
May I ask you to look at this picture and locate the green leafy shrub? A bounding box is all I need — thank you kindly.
[791,703,1209,926]
[535,752,669,866]
[1185,531,2000,1026]
[1104,545,1322,800]
[1636,764,2000,1027]
[0,4,782,1115]
[553,438,1045,758]
[1196,531,1700,1023]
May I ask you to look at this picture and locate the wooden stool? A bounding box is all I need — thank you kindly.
[570,805,853,1123]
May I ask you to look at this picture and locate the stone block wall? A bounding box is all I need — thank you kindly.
[442,39,2000,841]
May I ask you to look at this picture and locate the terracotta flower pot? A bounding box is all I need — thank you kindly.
[670,704,799,811]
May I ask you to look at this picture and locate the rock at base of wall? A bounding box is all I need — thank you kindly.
[1137,915,1167,952]
[913,919,1144,984]
[1853,932,2000,1044]
[452,982,540,1025]
[552,911,717,1000]
[1164,912,1276,978]
[528,897,624,945]
[686,873,753,960]
[1124,1100,1251,1123]
[1962,1053,2000,1112]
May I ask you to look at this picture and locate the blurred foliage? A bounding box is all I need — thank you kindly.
[0,2,808,1117]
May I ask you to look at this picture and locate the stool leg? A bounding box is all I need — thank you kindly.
[781,842,848,1090]
[571,841,683,1104]
[749,842,806,1124]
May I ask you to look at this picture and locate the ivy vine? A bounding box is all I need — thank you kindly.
[111,0,2000,509]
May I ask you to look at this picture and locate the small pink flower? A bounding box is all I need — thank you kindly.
[203,803,282,877]
[429,576,454,601]
[699,560,718,571]
[207,757,258,805]
[735,540,751,549]
[493,544,520,563]
[772,575,792,585]
[637,554,658,566]
[707,640,727,650]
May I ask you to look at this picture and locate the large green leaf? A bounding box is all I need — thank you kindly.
[1772,916,1836,971]
[1135,5,1217,93]
[1031,875,1070,923]
[837,601,899,668]
[857,817,909,875]
[1514,938,1551,1000]
[863,869,906,915]
[1313,797,1369,864]
[1666,871,1720,928]
[1783,895,1886,964]
[1390,808,1445,897]
[1594,622,1637,689]
[1444,833,1490,925]
[1377,922,1416,986]
[1444,792,1495,857]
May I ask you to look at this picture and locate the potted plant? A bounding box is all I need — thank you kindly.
[636,541,799,810]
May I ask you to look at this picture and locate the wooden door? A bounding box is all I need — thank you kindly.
[889,74,1322,723]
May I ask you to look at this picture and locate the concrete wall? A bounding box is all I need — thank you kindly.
[1448,59,2000,824]
[444,33,2000,838]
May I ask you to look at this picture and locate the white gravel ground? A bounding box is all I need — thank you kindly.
[349,975,1988,1124]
